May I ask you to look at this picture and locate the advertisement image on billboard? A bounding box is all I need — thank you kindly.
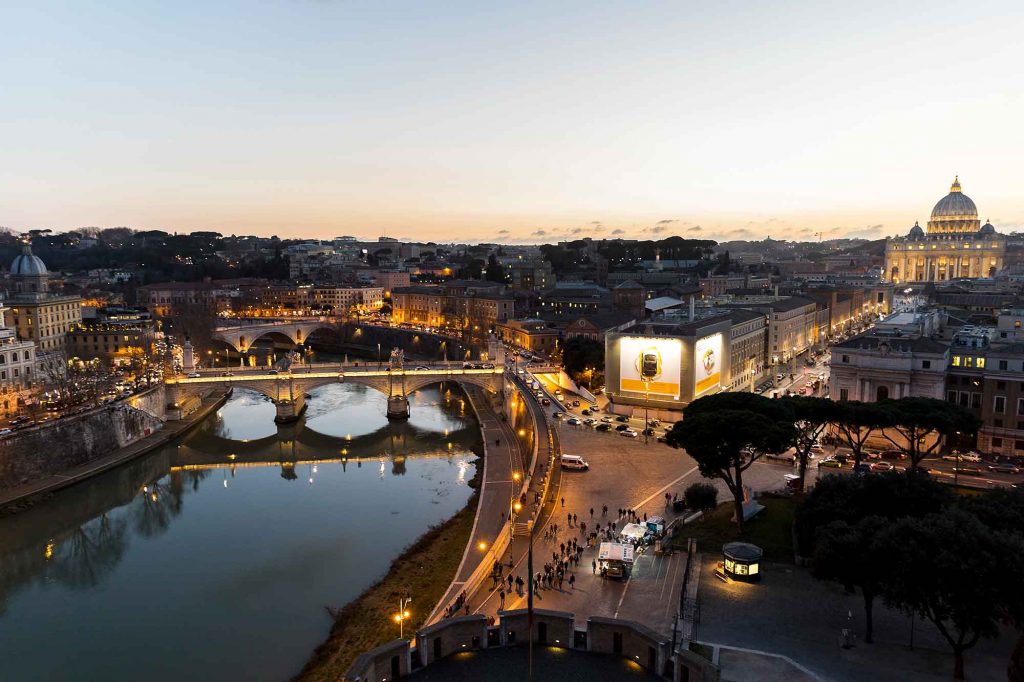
[694,333,723,396]
[619,337,682,398]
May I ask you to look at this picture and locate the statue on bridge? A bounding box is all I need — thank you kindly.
[387,348,410,420]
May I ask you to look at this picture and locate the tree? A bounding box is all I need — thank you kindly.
[780,396,841,492]
[795,468,951,556]
[879,398,980,467]
[812,517,888,643]
[877,509,1024,680]
[665,394,795,532]
[560,337,604,388]
[831,401,889,467]
[683,482,718,511]
[485,254,506,283]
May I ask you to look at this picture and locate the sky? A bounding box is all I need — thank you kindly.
[2,1,1024,244]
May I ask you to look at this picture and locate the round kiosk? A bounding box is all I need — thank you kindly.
[722,542,762,582]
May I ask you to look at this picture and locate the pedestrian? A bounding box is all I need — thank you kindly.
[561,496,565,508]
[590,507,594,518]
[499,589,505,608]
[573,513,578,525]
[560,542,566,555]
[567,512,572,526]
[508,574,514,590]
[602,504,608,516]
[569,574,576,590]
[644,512,647,522]
[592,559,597,574]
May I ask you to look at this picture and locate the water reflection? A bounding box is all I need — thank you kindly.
[0,384,480,682]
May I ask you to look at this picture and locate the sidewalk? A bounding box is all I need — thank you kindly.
[0,390,229,511]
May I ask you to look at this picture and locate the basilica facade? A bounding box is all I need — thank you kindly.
[883,178,1005,283]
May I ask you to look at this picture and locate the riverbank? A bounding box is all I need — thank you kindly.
[295,464,482,682]
[0,389,230,516]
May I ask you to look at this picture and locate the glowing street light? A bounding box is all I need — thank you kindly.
[394,594,413,639]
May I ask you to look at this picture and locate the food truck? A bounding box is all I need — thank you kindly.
[597,542,635,579]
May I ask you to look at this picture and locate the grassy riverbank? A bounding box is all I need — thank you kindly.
[294,467,481,682]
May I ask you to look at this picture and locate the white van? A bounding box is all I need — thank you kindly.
[560,454,590,471]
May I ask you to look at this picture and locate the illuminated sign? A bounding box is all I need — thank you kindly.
[694,333,722,396]
[619,337,681,398]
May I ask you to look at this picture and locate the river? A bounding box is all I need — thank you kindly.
[0,383,480,682]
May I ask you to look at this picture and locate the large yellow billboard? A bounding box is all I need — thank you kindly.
[619,337,682,398]
[694,333,723,396]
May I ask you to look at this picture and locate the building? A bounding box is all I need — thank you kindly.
[494,318,560,354]
[828,310,949,402]
[604,316,732,418]
[365,270,411,298]
[67,307,157,363]
[507,260,554,292]
[391,282,515,331]
[138,279,246,316]
[884,178,1006,283]
[723,297,818,369]
[0,301,37,416]
[725,309,769,391]
[4,244,82,354]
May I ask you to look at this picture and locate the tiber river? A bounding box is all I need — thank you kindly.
[0,384,480,682]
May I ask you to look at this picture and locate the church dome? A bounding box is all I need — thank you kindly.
[930,176,978,219]
[908,221,924,239]
[10,244,48,276]
[980,220,996,235]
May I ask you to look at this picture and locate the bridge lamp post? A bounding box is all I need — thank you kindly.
[393,595,412,639]
[377,343,382,371]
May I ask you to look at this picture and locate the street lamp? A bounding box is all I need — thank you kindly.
[377,343,382,371]
[393,595,412,639]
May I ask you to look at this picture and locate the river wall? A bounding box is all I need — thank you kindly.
[308,323,476,362]
[0,391,166,491]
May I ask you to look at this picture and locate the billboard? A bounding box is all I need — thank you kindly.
[694,333,723,396]
[619,337,682,398]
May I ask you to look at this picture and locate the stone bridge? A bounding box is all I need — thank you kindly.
[212,320,339,352]
[164,364,506,423]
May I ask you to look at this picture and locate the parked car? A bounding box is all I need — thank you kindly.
[953,465,984,476]
[615,424,630,432]
[764,452,796,464]
[186,372,201,378]
[581,409,592,416]
[880,450,906,461]
[818,458,843,468]
[566,417,581,426]
[589,405,600,413]
[601,416,613,423]
[988,463,1022,474]
[959,452,983,463]
[560,455,590,471]
[870,462,894,472]
[941,454,963,462]
[615,415,630,423]
[619,429,639,438]
[595,423,612,432]
[572,400,581,407]
[583,418,597,426]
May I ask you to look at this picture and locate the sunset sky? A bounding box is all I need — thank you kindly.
[2,1,1023,243]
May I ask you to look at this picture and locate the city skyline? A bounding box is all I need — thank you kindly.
[3,1,1024,242]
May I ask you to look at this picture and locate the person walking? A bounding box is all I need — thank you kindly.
[592,559,597,574]
[567,512,572,526]
[590,507,594,518]
[508,574,514,591]
[569,574,576,590]
[499,589,506,609]
[561,496,566,508]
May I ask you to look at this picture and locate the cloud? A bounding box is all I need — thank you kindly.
[648,225,668,234]
[688,226,703,232]
[589,221,602,226]
[656,219,678,225]
[530,229,547,237]
[611,228,625,235]
[497,229,510,235]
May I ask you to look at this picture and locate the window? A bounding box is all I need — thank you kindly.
[998,381,1007,390]
[959,392,969,407]
[992,438,1003,448]
[952,355,961,366]
[972,393,982,409]
[842,355,850,363]
[1000,360,1009,370]
[1018,398,1024,415]
[876,386,889,401]
[977,357,986,369]
[1016,440,1024,451]
[965,357,974,368]
[922,360,931,369]
[839,388,849,401]
[996,396,1007,413]
[948,390,958,403]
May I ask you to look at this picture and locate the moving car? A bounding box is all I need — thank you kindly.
[615,424,630,432]
[595,423,612,432]
[560,454,590,471]
[566,417,581,426]
[601,416,613,423]
[870,462,894,472]
[642,428,656,436]
[551,411,563,420]
[619,429,639,438]
[953,465,984,476]
[648,419,660,427]
[818,458,843,468]
[581,409,591,416]
[615,415,630,423]
[541,398,551,405]
[186,372,201,378]
[988,463,1022,474]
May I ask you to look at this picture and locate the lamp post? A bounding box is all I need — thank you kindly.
[394,594,412,639]
[377,343,382,371]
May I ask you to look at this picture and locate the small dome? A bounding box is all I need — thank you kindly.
[10,244,47,276]
[931,176,978,220]
[980,220,996,235]
[908,221,924,238]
